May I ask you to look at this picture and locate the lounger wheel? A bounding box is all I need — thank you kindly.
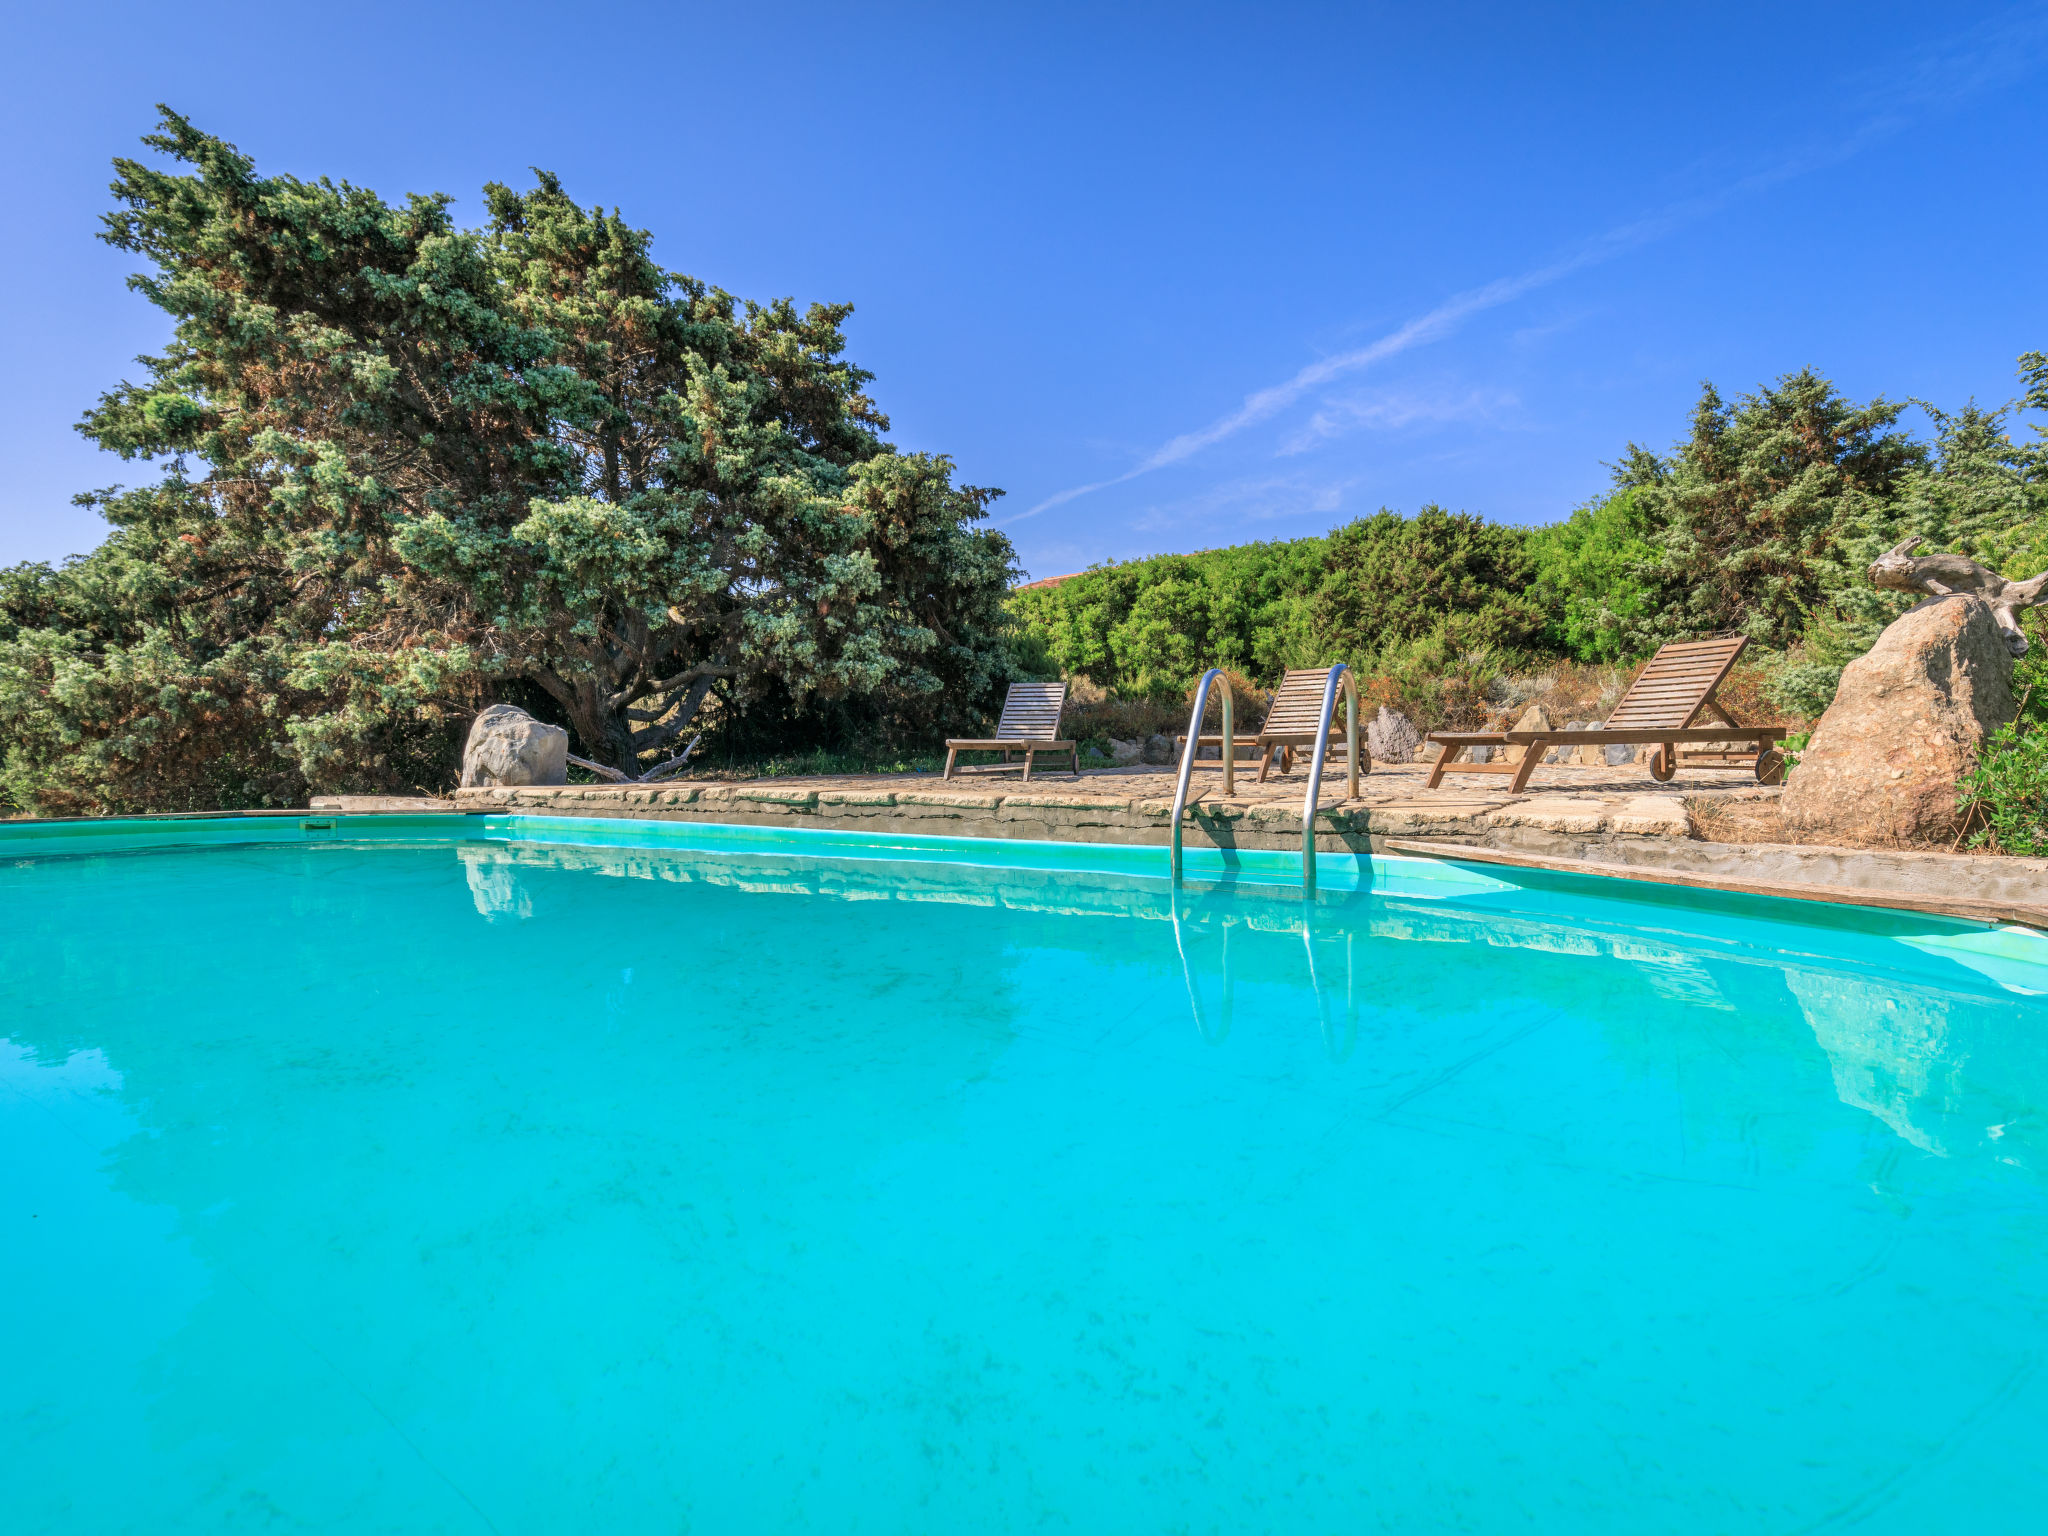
[1647,744,1677,782]
[1754,746,1785,786]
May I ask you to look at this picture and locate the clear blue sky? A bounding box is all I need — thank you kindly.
[4,1,2045,579]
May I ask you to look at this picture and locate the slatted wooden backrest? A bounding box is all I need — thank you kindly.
[1259,667,1339,737]
[1603,637,1747,730]
[993,680,1069,740]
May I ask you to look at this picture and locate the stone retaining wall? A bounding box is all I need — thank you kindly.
[301,782,2048,926]
[447,783,1393,852]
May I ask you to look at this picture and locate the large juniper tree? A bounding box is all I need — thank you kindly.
[0,111,1015,813]
[1621,368,1927,648]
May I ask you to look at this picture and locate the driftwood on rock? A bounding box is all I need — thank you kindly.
[1868,537,2048,657]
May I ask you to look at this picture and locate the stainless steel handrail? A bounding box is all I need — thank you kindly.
[1300,663,1363,892]
[1169,668,1236,881]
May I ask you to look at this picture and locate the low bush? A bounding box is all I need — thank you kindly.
[1959,647,2048,854]
[1757,609,1886,720]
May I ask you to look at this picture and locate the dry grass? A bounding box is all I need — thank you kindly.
[1712,658,1807,731]
[1062,670,1272,750]
[1473,657,1809,732]
[1684,794,1792,845]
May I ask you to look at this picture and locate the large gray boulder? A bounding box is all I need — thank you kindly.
[1366,707,1421,764]
[1780,594,2015,845]
[461,704,569,788]
[1141,733,1175,766]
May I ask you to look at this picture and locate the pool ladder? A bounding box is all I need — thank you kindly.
[1170,664,1362,890]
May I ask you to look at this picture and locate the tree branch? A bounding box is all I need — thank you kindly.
[566,733,702,785]
[629,672,719,754]
[646,662,734,692]
[565,752,631,783]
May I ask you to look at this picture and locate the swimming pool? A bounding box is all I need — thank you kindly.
[4,814,2046,1532]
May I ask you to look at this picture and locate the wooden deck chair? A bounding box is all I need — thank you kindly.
[943,681,1079,781]
[1425,637,1789,795]
[1255,666,1361,781]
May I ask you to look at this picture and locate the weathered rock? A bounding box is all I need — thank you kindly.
[1545,721,1589,764]
[461,704,569,788]
[1141,733,1175,766]
[1603,743,1638,768]
[1366,707,1421,764]
[1501,705,1551,765]
[1108,738,1144,765]
[1562,719,1608,767]
[1780,594,2015,844]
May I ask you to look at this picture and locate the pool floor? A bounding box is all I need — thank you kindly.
[3,822,2046,1532]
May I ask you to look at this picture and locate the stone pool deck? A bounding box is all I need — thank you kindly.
[437,757,1738,850]
[314,758,2048,929]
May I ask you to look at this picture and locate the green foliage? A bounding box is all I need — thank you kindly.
[1758,608,1889,720]
[0,111,1015,815]
[1009,506,1540,702]
[1888,401,2045,573]
[1959,647,2048,855]
[1525,488,1659,661]
[1750,367,2048,718]
[1625,369,1927,648]
[1961,724,2048,854]
[1315,508,1547,653]
[1011,535,1329,696]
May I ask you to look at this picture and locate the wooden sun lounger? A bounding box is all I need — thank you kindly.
[1425,637,1788,795]
[943,680,1079,781]
[1255,666,1361,781]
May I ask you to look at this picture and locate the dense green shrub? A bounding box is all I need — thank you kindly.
[1960,645,2048,855]
[1758,608,1889,720]
[1960,724,2048,855]
[1525,488,1660,661]
[1010,506,1543,701]
[1314,508,1547,654]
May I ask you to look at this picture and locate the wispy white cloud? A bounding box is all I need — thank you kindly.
[1128,471,1362,537]
[1005,6,2048,527]
[1279,386,1518,455]
[1510,308,1595,349]
[1010,251,1612,521]
[1845,2,2048,113]
[1004,212,1706,525]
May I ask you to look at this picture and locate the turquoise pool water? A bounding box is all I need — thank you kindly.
[4,815,2047,1533]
